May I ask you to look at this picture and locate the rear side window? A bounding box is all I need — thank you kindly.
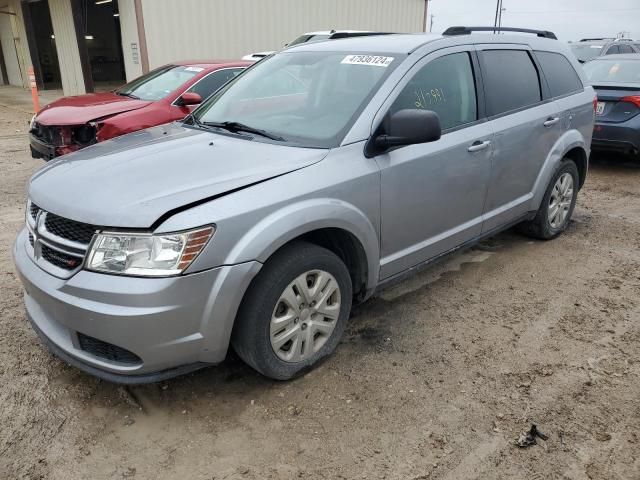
[534,51,583,97]
[605,45,620,55]
[480,50,541,116]
[390,52,477,130]
[618,44,634,54]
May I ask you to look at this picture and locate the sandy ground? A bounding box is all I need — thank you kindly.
[1,103,639,479]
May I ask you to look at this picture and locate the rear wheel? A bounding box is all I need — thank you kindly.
[518,159,579,240]
[232,242,352,380]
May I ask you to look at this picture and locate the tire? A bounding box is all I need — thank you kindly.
[518,159,579,240]
[231,241,353,380]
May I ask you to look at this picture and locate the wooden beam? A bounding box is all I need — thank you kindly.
[134,0,149,74]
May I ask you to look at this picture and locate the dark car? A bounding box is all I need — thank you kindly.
[583,54,640,157]
[569,38,640,63]
[29,60,252,160]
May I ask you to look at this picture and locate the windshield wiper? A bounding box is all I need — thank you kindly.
[116,91,140,99]
[202,121,285,141]
[184,113,202,127]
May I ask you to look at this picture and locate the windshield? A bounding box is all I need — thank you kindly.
[116,65,203,100]
[583,59,640,84]
[570,44,603,62]
[193,52,403,148]
[288,34,331,46]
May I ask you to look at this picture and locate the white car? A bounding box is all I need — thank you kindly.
[242,30,390,61]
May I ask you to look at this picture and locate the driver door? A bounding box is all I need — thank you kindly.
[374,47,494,279]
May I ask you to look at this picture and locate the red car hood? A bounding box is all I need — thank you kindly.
[35,92,152,126]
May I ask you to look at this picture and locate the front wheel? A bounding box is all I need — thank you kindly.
[232,242,352,380]
[518,159,579,240]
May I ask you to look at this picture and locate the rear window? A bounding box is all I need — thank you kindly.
[583,59,640,84]
[569,43,603,62]
[480,50,542,116]
[535,51,583,97]
[116,65,202,101]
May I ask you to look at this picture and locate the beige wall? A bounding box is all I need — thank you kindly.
[49,0,85,95]
[139,0,425,69]
[1,0,33,88]
[118,0,143,81]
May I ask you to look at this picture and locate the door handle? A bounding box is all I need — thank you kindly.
[467,140,491,152]
[543,117,560,127]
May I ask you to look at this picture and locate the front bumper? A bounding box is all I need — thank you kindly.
[29,133,56,160]
[29,133,83,161]
[13,228,261,383]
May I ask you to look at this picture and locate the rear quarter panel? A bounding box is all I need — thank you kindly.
[530,87,595,210]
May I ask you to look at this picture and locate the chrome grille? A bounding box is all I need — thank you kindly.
[44,213,96,244]
[25,199,96,278]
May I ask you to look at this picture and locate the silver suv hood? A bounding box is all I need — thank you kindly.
[29,123,328,228]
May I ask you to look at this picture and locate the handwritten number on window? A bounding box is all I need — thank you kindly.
[413,88,446,109]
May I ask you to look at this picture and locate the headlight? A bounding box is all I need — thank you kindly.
[86,226,214,277]
[29,114,36,130]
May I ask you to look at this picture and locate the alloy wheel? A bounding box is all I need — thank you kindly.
[548,172,574,229]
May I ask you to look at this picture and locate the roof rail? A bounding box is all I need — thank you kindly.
[330,31,393,39]
[579,37,614,42]
[443,26,557,40]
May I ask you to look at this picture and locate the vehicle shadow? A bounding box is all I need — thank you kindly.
[589,151,640,171]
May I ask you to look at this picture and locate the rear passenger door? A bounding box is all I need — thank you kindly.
[534,50,590,151]
[478,46,562,232]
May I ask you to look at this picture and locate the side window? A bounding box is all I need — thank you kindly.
[187,68,244,100]
[534,51,583,97]
[618,44,634,54]
[605,45,620,55]
[481,50,541,116]
[390,52,477,130]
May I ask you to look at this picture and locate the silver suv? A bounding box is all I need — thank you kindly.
[14,27,595,383]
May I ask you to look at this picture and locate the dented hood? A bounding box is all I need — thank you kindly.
[35,92,152,126]
[29,123,328,228]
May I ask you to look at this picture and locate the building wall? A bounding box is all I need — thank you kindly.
[0,10,22,85]
[1,0,32,88]
[48,0,85,95]
[139,0,425,69]
[118,0,143,81]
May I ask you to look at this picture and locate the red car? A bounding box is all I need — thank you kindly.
[29,60,252,160]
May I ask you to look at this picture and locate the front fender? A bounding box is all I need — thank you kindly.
[223,198,380,291]
[529,129,588,212]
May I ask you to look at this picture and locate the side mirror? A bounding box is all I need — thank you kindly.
[176,92,202,107]
[366,109,441,157]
